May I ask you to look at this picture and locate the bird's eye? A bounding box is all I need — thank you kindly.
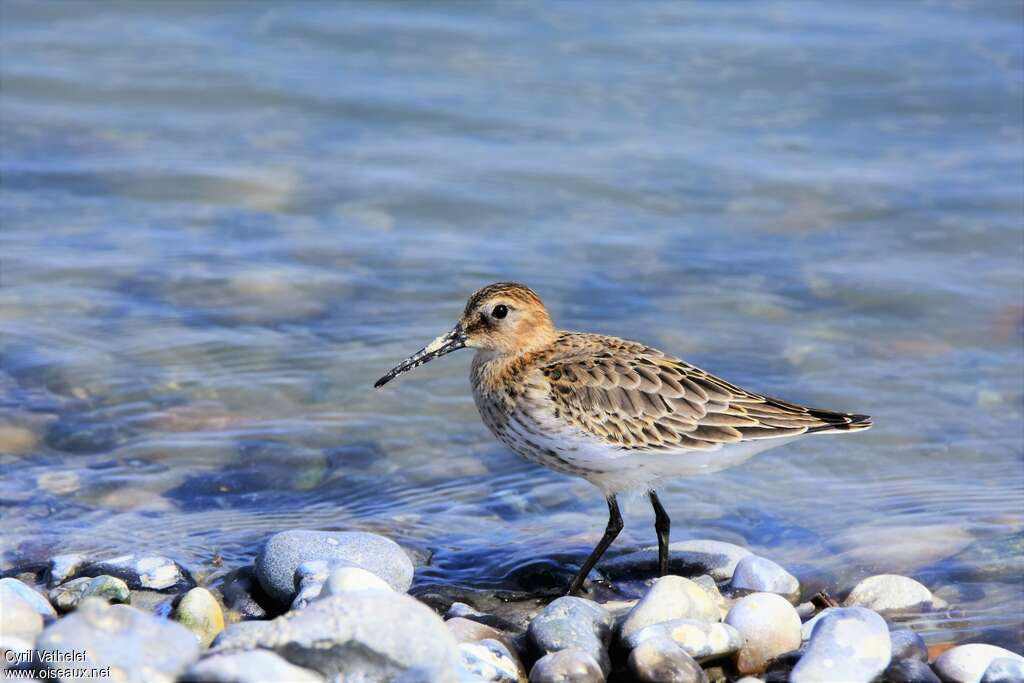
[491,304,508,319]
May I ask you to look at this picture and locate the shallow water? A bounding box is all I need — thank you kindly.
[2,0,1022,649]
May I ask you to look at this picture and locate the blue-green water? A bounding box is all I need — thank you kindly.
[2,1,1022,648]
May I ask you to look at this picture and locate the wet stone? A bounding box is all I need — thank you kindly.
[622,619,744,662]
[602,540,752,582]
[730,555,799,601]
[843,574,938,613]
[255,529,413,605]
[790,607,891,683]
[885,658,942,683]
[183,649,326,683]
[46,553,87,588]
[621,576,720,641]
[0,584,44,644]
[446,617,519,658]
[129,589,176,618]
[529,648,603,683]
[628,635,709,683]
[933,644,1024,683]
[528,596,614,676]
[175,587,226,648]
[459,639,522,683]
[36,597,200,683]
[724,593,801,675]
[81,554,195,592]
[208,592,464,682]
[319,564,394,598]
[983,657,1024,683]
[50,575,130,612]
[890,629,929,662]
[216,566,270,620]
[0,577,57,623]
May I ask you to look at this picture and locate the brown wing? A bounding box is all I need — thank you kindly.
[539,334,870,452]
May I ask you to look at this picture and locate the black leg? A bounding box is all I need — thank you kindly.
[649,491,670,577]
[567,496,623,595]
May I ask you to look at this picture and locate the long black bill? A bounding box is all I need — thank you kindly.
[373,324,467,388]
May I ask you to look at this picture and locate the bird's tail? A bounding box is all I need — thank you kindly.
[806,410,873,434]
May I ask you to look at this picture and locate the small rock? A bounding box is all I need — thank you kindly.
[933,644,1024,683]
[528,596,614,676]
[730,556,799,601]
[460,639,522,683]
[447,617,519,657]
[621,576,720,641]
[724,593,801,675]
[890,629,929,662]
[843,574,938,613]
[800,606,836,642]
[795,602,815,619]
[320,564,393,598]
[217,566,269,620]
[447,601,486,620]
[791,607,891,683]
[0,577,57,623]
[734,678,765,683]
[290,559,333,610]
[885,658,942,683]
[603,540,752,582]
[622,619,744,662]
[255,530,414,604]
[0,585,43,643]
[49,575,130,612]
[0,423,41,455]
[183,649,325,683]
[130,589,176,617]
[176,587,225,648]
[82,554,194,592]
[208,592,464,681]
[47,553,87,587]
[36,597,200,682]
[691,574,729,617]
[628,635,709,683]
[529,648,603,683]
[983,657,1024,683]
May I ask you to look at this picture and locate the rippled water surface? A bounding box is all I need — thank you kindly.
[2,0,1022,648]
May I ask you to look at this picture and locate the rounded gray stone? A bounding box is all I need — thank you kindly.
[0,578,57,624]
[50,575,130,613]
[0,588,43,643]
[791,607,891,683]
[983,657,1024,683]
[529,648,603,683]
[885,658,942,683]
[623,618,744,662]
[621,576,720,641]
[628,635,709,683]
[256,529,414,604]
[459,639,521,683]
[890,629,929,662]
[933,645,1024,683]
[36,597,200,683]
[209,591,464,682]
[843,574,937,613]
[730,555,799,599]
[724,592,801,676]
[527,596,614,676]
[184,650,325,683]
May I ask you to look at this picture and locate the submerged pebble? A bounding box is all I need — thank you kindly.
[889,629,929,662]
[791,607,891,683]
[885,658,942,683]
[529,648,603,683]
[628,635,709,683]
[255,529,413,604]
[620,576,720,641]
[724,592,801,675]
[50,575,130,612]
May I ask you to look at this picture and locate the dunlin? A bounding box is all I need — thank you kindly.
[375,282,870,595]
